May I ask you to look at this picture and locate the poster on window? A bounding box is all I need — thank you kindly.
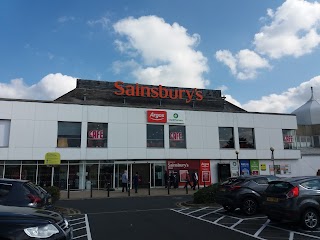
[250,160,259,175]
[240,160,250,176]
[199,160,211,185]
[230,160,239,177]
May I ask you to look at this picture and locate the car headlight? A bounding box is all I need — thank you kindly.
[24,224,59,238]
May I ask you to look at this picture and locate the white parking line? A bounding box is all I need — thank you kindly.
[186,207,208,215]
[214,216,225,224]
[85,214,92,240]
[231,219,244,229]
[254,219,270,237]
[198,207,223,218]
[289,232,294,240]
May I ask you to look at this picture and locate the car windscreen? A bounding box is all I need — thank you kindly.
[24,182,42,196]
[265,181,293,194]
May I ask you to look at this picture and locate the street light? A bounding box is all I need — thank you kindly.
[270,147,275,176]
[235,150,240,176]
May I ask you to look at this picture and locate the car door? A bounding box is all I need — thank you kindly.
[0,183,13,205]
[252,177,269,195]
[300,179,320,207]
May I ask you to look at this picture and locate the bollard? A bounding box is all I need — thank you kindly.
[128,183,130,197]
[185,184,188,194]
[67,183,70,199]
[148,182,151,195]
[167,179,170,195]
[204,180,206,188]
[90,182,93,198]
[107,183,110,197]
[197,181,200,190]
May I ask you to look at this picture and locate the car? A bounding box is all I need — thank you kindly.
[0,178,52,208]
[215,175,280,215]
[0,204,72,239]
[262,176,320,230]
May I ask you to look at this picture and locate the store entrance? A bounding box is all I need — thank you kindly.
[132,163,149,188]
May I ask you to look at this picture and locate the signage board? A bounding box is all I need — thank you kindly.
[240,160,250,176]
[167,111,185,124]
[230,160,239,177]
[44,152,61,165]
[88,130,104,139]
[250,160,259,175]
[147,110,167,123]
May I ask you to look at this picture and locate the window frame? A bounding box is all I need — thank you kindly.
[57,121,82,148]
[146,124,164,148]
[219,127,235,149]
[169,125,186,149]
[282,129,296,149]
[238,127,255,149]
[87,122,108,148]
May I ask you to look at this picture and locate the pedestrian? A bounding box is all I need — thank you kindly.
[133,172,139,193]
[184,171,192,188]
[192,171,198,190]
[169,172,175,188]
[121,170,128,192]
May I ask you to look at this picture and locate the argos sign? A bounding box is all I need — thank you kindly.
[147,110,167,123]
[114,81,203,103]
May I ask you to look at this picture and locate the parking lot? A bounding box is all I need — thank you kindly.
[172,207,320,240]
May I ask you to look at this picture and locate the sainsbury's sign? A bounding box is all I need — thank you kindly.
[114,81,203,103]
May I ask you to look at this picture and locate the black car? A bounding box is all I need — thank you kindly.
[216,175,280,215]
[262,176,320,230]
[0,204,72,239]
[0,178,52,208]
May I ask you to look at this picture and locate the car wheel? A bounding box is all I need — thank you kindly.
[223,205,235,212]
[241,197,258,216]
[301,208,319,230]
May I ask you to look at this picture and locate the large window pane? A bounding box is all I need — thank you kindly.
[219,127,234,148]
[0,120,10,147]
[57,122,81,148]
[87,123,108,148]
[239,128,255,149]
[282,129,296,149]
[169,125,186,148]
[147,125,164,148]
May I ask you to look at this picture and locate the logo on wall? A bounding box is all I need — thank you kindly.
[170,132,183,141]
[167,110,185,124]
[88,130,104,139]
[147,110,167,123]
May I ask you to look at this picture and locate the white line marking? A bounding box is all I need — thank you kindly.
[198,208,224,218]
[70,221,86,227]
[187,207,208,215]
[231,219,244,229]
[289,231,294,240]
[267,224,320,239]
[85,214,92,240]
[254,219,270,237]
[214,216,225,224]
[242,216,268,220]
[72,234,87,239]
[68,217,85,222]
[171,209,266,240]
[73,226,87,232]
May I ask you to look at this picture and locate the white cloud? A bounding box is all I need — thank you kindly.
[215,49,271,80]
[254,0,320,59]
[0,73,76,100]
[242,75,320,113]
[113,15,209,89]
[58,16,75,23]
[87,17,110,30]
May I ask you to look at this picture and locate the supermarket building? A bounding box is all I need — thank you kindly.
[0,79,301,190]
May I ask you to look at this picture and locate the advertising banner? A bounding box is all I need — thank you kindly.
[250,160,260,175]
[260,164,266,171]
[230,160,239,177]
[167,111,185,124]
[167,160,199,186]
[147,110,167,123]
[240,160,250,176]
[199,160,211,185]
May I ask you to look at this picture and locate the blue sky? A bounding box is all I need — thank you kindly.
[1,0,320,113]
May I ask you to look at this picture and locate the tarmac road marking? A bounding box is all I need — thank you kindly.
[231,219,244,229]
[198,207,224,218]
[214,216,225,224]
[267,224,320,239]
[289,232,294,240]
[186,207,208,215]
[254,219,270,237]
[85,214,92,240]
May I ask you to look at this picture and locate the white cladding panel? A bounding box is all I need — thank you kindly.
[0,101,13,119]
[236,113,254,127]
[58,104,83,121]
[86,106,109,123]
[0,149,8,160]
[108,123,128,148]
[33,121,57,147]
[203,112,218,127]
[186,111,202,126]
[35,103,58,121]
[10,120,34,148]
[109,107,127,124]
[281,115,297,129]
[186,126,204,149]
[127,108,146,124]
[127,124,145,148]
[218,112,235,126]
[12,102,36,120]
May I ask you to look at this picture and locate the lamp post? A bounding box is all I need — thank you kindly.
[235,150,240,176]
[270,147,275,176]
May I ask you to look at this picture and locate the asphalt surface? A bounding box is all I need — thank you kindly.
[57,195,258,240]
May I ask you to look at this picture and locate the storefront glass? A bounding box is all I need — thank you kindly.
[38,165,52,187]
[21,161,37,182]
[87,123,108,148]
[4,161,21,179]
[69,163,80,190]
[0,161,4,178]
[169,125,186,148]
[99,162,114,189]
[154,164,166,186]
[86,163,99,189]
[53,164,68,190]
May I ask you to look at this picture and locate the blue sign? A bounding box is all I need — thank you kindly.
[240,160,250,176]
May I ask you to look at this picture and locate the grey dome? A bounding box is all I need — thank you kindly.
[292,87,320,125]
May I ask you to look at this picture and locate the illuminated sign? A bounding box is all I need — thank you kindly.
[114,81,203,103]
[88,130,104,139]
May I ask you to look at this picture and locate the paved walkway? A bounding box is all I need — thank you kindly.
[60,187,197,200]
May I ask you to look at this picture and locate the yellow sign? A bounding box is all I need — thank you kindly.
[260,164,266,171]
[45,152,61,165]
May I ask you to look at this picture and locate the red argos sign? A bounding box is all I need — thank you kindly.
[147,110,167,123]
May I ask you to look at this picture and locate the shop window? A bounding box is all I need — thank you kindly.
[282,129,296,149]
[87,123,108,148]
[57,122,81,148]
[0,120,10,147]
[238,128,255,149]
[147,125,164,148]
[219,127,234,148]
[169,125,186,148]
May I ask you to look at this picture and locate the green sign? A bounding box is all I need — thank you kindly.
[45,152,61,165]
[250,160,259,175]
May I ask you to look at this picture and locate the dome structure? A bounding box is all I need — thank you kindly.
[292,87,320,125]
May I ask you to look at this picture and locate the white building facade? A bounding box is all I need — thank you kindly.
[0,79,301,190]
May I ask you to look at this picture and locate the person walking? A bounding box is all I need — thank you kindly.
[192,171,198,190]
[133,172,139,193]
[184,171,192,189]
[121,170,128,192]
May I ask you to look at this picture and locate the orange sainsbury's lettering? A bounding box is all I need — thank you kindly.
[113,81,203,103]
